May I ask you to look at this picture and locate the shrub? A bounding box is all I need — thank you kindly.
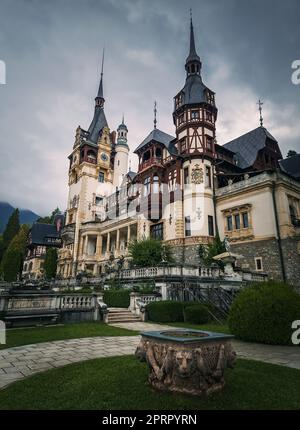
[146,301,196,323]
[128,239,173,268]
[146,301,185,322]
[184,304,212,324]
[103,290,131,308]
[228,281,300,345]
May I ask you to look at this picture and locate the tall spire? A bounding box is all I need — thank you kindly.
[185,11,201,77]
[257,99,264,127]
[95,48,105,106]
[154,100,157,129]
[188,9,197,59]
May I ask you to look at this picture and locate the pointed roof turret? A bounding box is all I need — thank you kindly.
[185,11,202,77]
[87,49,108,143]
[95,49,105,105]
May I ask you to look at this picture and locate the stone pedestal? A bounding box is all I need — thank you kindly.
[136,329,236,396]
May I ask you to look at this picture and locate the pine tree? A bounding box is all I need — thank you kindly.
[44,247,58,279]
[1,224,29,282]
[0,209,20,263]
[37,207,60,224]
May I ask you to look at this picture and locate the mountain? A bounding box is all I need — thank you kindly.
[0,202,40,234]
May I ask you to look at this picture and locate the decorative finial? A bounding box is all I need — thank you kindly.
[101,47,105,78]
[190,8,192,22]
[154,100,157,129]
[257,99,264,127]
[122,113,124,124]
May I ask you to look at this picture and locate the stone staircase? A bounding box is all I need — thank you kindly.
[107,307,141,324]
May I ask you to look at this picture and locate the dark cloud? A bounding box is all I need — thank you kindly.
[0,0,299,215]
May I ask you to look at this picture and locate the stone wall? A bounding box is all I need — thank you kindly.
[171,244,201,266]
[231,238,300,288]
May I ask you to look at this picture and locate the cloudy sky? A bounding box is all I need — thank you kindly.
[0,0,299,216]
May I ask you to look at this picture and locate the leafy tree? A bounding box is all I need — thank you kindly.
[1,224,29,281]
[199,234,226,267]
[0,208,20,263]
[44,247,58,279]
[287,150,298,158]
[37,207,61,224]
[128,239,173,268]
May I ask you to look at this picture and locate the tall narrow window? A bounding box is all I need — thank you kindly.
[234,214,240,230]
[143,177,151,196]
[227,215,233,231]
[98,172,104,183]
[205,166,212,188]
[255,257,263,271]
[208,215,214,236]
[185,216,191,237]
[153,175,159,193]
[242,212,249,228]
[184,167,189,185]
[206,136,213,151]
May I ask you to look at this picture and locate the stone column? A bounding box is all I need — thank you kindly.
[106,232,111,254]
[116,229,120,254]
[96,235,102,256]
[84,235,89,255]
[127,224,131,245]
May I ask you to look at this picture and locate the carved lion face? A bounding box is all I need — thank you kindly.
[174,350,194,378]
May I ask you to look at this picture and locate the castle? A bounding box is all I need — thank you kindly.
[55,17,300,287]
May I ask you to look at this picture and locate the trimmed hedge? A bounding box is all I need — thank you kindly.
[103,290,131,308]
[146,301,213,323]
[146,301,186,323]
[228,281,300,345]
[184,304,212,324]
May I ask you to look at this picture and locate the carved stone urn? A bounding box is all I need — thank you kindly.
[136,329,236,396]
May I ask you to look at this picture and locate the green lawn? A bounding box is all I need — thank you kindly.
[0,356,299,410]
[0,322,138,350]
[163,322,231,334]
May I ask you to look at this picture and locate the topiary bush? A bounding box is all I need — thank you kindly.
[183,304,212,324]
[228,281,300,345]
[103,290,131,308]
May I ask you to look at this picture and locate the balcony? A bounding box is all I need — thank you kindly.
[140,157,163,172]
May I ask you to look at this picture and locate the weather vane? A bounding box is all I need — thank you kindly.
[154,100,157,129]
[257,99,264,127]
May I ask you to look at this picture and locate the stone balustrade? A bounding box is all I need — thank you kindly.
[0,290,106,327]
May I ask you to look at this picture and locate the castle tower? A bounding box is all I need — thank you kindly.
[113,115,129,188]
[173,15,218,241]
[63,51,114,276]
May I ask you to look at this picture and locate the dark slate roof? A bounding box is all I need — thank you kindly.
[87,106,108,144]
[127,171,137,180]
[29,223,61,246]
[279,154,300,179]
[179,74,211,106]
[223,127,278,169]
[134,128,176,154]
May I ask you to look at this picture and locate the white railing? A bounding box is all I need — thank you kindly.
[60,295,95,310]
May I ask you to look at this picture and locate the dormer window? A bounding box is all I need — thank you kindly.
[191,110,199,120]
